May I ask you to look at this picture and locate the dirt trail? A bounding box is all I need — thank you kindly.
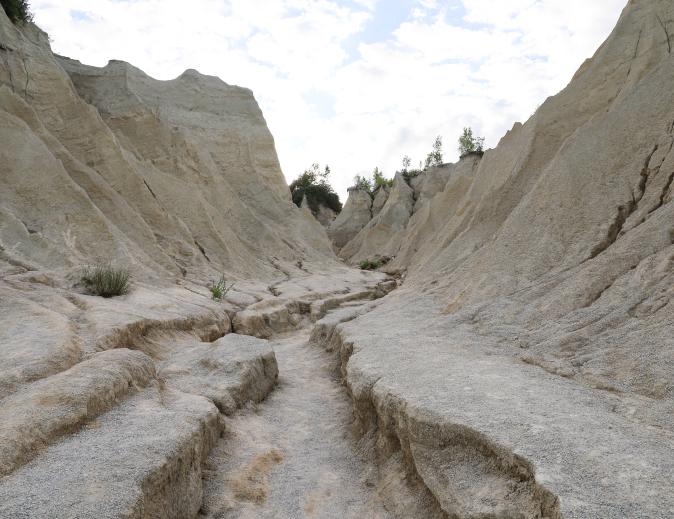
[198,314,392,519]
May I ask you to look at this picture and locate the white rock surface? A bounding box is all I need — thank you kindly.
[328,187,373,249]
[371,185,390,217]
[339,173,415,263]
[318,0,674,516]
[0,8,385,518]
[0,11,334,282]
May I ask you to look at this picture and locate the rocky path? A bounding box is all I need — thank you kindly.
[198,315,392,519]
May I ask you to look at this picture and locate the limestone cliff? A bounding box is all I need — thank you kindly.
[324,0,674,517]
[0,8,389,518]
[338,173,415,263]
[327,186,373,249]
[0,16,334,283]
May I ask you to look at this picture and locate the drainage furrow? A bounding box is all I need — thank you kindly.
[197,282,398,518]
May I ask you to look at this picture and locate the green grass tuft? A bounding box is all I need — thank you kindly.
[210,275,234,301]
[81,264,130,298]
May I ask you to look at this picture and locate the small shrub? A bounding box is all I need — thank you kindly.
[458,127,485,157]
[402,168,423,181]
[210,275,234,301]
[358,256,391,271]
[81,264,130,298]
[290,164,342,214]
[1,0,33,23]
[353,174,373,193]
[372,167,393,189]
[397,154,423,182]
[425,135,443,168]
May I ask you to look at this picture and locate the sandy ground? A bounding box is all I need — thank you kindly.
[198,322,392,519]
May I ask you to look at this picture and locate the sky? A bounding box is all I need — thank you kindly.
[31,0,626,200]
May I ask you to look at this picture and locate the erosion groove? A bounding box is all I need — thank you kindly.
[655,13,671,54]
[198,280,398,519]
[0,291,280,518]
[312,312,562,519]
[0,349,155,478]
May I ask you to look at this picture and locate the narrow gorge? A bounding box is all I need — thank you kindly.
[1,1,673,518]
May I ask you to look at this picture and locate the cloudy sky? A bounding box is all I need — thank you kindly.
[32,0,626,199]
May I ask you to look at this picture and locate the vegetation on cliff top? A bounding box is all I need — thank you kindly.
[396,130,485,181]
[458,127,485,156]
[352,167,394,195]
[424,136,444,168]
[1,0,32,23]
[290,163,342,214]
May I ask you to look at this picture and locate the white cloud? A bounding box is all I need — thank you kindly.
[31,0,626,199]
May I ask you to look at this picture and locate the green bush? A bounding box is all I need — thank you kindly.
[353,174,373,193]
[351,169,392,196]
[425,135,443,168]
[372,167,393,189]
[210,275,234,301]
[458,127,485,157]
[81,264,130,298]
[397,155,422,183]
[402,169,422,181]
[1,0,32,23]
[358,256,391,271]
[290,164,342,214]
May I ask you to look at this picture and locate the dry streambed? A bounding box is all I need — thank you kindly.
[0,276,397,518]
[199,326,392,519]
[199,294,449,519]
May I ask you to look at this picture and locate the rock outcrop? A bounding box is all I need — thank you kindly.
[339,173,415,263]
[332,157,482,264]
[0,11,334,283]
[371,185,390,217]
[319,0,674,517]
[300,194,337,227]
[327,187,372,249]
[0,8,386,518]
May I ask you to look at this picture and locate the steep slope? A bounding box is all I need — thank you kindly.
[0,8,392,518]
[0,16,333,282]
[324,0,674,517]
[328,186,373,249]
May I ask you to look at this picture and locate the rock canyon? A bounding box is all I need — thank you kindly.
[1,1,673,517]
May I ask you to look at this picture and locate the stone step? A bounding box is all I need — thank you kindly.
[158,333,278,415]
[0,386,220,519]
[0,348,155,477]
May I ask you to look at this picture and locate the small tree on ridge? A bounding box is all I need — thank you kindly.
[425,135,443,168]
[458,127,485,156]
[1,0,33,23]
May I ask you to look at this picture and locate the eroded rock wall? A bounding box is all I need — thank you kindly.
[0,15,334,283]
[338,173,415,263]
[327,187,372,249]
[320,0,674,516]
[0,8,387,518]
